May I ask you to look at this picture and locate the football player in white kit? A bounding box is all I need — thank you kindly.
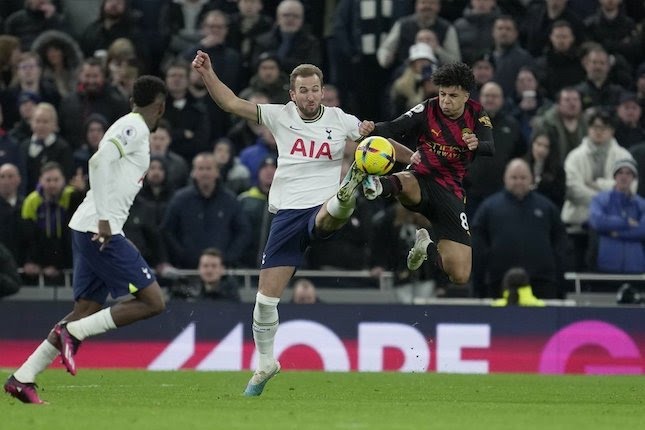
[4,76,168,404]
[193,49,412,396]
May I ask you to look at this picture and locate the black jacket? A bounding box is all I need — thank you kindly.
[0,242,20,299]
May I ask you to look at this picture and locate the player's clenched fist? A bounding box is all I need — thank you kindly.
[359,120,375,136]
[462,132,479,151]
[192,50,211,74]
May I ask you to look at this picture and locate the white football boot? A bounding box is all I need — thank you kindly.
[407,228,433,271]
[362,175,383,200]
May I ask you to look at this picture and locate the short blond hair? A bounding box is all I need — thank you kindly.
[33,102,59,125]
[289,64,323,90]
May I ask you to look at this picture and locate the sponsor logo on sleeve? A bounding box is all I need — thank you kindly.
[478,115,492,128]
[405,103,425,117]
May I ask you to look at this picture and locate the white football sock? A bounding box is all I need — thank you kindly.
[252,292,280,371]
[13,340,59,383]
[326,195,355,219]
[66,308,117,341]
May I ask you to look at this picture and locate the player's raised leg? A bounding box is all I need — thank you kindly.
[336,161,367,203]
[362,171,471,284]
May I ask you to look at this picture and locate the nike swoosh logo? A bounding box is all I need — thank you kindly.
[289,125,302,130]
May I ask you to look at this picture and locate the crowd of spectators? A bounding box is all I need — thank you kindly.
[1,0,644,301]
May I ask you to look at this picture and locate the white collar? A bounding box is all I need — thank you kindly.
[30,133,57,147]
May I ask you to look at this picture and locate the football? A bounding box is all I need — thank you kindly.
[355,136,396,175]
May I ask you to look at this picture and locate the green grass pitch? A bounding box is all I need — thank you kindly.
[1,369,644,430]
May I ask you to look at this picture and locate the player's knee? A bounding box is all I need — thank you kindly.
[448,267,471,285]
[148,297,166,316]
[397,172,417,191]
[140,294,166,317]
[396,172,421,203]
[442,258,471,285]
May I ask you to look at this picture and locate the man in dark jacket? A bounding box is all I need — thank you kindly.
[521,0,585,57]
[472,158,568,299]
[162,152,251,268]
[3,0,65,50]
[584,0,639,63]
[574,44,624,111]
[0,163,26,265]
[488,15,534,97]
[79,0,148,66]
[465,81,524,220]
[1,52,61,130]
[453,0,500,65]
[21,161,84,281]
[534,20,585,99]
[251,0,322,74]
[181,9,242,93]
[181,9,241,140]
[58,58,129,147]
[161,61,210,163]
[0,242,20,299]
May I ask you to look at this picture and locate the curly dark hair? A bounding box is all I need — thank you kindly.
[432,62,475,92]
[132,75,167,107]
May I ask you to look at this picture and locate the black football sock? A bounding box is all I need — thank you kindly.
[426,242,451,284]
[427,242,444,272]
[379,175,402,198]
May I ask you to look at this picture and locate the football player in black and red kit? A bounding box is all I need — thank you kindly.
[359,62,494,285]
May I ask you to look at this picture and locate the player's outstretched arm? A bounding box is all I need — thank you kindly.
[192,50,258,122]
[356,120,414,165]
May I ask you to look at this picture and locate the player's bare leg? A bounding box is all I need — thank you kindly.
[436,240,472,285]
[317,200,354,231]
[365,171,471,283]
[108,282,166,326]
[54,283,165,375]
[392,171,422,205]
[244,267,293,396]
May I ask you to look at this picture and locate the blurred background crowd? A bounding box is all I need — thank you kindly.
[0,0,644,302]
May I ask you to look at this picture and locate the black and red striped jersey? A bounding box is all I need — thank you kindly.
[373,98,494,200]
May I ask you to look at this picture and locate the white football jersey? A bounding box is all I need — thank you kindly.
[69,112,150,234]
[258,102,362,213]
